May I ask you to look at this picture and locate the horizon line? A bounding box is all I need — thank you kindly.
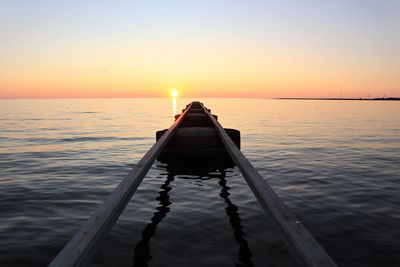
[1,96,399,100]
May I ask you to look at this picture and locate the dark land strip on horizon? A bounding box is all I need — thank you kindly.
[276,97,400,101]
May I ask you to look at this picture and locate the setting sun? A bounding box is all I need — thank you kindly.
[171,89,179,98]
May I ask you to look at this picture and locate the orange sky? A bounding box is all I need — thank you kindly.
[1,1,399,99]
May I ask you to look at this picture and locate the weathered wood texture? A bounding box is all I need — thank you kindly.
[48,103,193,267]
[202,104,337,267]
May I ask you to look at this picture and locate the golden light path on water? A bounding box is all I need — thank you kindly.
[171,88,179,115]
[172,97,177,115]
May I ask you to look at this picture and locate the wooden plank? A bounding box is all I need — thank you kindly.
[49,103,193,267]
[202,104,337,267]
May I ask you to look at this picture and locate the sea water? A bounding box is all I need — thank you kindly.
[0,98,399,266]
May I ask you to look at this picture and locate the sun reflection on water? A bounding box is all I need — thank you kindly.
[172,97,177,115]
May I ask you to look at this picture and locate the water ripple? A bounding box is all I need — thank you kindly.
[0,99,399,267]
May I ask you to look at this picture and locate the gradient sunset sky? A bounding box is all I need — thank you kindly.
[1,0,399,99]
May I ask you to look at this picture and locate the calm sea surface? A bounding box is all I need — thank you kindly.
[0,98,399,267]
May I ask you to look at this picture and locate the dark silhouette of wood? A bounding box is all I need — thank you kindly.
[49,101,337,267]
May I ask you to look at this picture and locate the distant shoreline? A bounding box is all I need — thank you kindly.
[276,97,400,101]
[0,97,399,101]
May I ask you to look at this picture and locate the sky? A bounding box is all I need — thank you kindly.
[0,0,399,98]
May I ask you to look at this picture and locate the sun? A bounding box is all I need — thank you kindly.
[171,89,179,97]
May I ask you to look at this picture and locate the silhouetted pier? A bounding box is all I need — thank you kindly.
[49,101,337,267]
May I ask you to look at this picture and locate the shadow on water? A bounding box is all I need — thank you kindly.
[218,170,254,267]
[132,162,254,267]
[132,173,174,267]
